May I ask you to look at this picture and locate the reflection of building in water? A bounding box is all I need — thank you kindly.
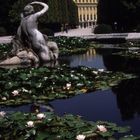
[86,48,96,56]
[81,48,96,60]
[78,49,96,62]
[73,0,98,28]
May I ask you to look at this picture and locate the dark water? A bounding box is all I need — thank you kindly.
[1,45,140,135]
[50,82,140,135]
[50,46,140,135]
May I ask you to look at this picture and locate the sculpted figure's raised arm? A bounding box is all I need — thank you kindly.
[30,1,49,17]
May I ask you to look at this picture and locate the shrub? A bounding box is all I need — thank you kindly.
[40,28,54,36]
[0,27,7,36]
[136,24,140,32]
[94,24,113,34]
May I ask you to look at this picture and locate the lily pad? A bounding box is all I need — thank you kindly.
[0,65,135,106]
[0,111,135,140]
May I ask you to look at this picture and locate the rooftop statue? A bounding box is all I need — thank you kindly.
[0,1,59,65]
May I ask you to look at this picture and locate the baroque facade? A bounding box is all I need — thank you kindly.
[73,0,98,28]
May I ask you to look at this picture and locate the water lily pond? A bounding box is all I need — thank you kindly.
[0,39,140,139]
[51,46,140,135]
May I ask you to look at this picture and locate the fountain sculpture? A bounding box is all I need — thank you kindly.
[0,1,59,65]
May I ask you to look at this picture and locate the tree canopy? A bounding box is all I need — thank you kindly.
[0,0,78,35]
[97,0,140,32]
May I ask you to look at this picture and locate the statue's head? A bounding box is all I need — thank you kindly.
[23,4,34,16]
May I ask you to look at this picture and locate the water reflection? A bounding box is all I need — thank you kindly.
[60,49,107,69]
[0,103,54,114]
[50,79,140,135]
[112,78,140,121]
[103,54,140,73]
[0,60,59,69]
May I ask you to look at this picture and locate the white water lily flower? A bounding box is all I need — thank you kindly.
[12,90,19,96]
[38,83,42,88]
[97,125,107,132]
[37,113,46,119]
[2,97,7,101]
[0,111,6,118]
[76,134,86,140]
[92,70,98,75]
[44,77,48,80]
[26,121,34,127]
[22,88,28,93]
[98,69,104,72]
[66,83,71,90]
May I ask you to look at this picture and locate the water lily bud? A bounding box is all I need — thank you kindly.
[97,125,107,132]
[12,90,19,96]
[76,134,86,140]
[0,111,6,118]
[37,113,46,119]
[26,121,34,127]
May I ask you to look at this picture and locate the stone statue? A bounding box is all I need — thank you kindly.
[0,1,59,66]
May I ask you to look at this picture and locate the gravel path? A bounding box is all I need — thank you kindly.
[0,36,12,44]
[1,27,140,44]
[54,27,94,37]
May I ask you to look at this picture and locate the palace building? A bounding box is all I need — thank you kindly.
[73,0,98,28]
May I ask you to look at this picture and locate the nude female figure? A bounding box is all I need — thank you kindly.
[18,1,58,61]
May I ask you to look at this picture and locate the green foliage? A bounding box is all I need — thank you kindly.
[94,24,113,34]
[0,112,136,140]
[0,44,11,60]
[136,24,140,32]
[120,136,140,140]
[67,0,79,27]
[8,0,78,33]
[0,65,135,106]
[98,0,140,32]
[0,27,7,36]
[113,50,140,59]
[50,36,90,55]
[0,36,90,58]
[40,28,54,36]
[9,0,29,24]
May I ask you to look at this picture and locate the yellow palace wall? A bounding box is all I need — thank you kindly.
[73,0,98,28]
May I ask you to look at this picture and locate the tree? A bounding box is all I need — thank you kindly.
[8,0,78,33]
[67,0,79,28]
[97,0,140,32]
[0,0,17,34]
